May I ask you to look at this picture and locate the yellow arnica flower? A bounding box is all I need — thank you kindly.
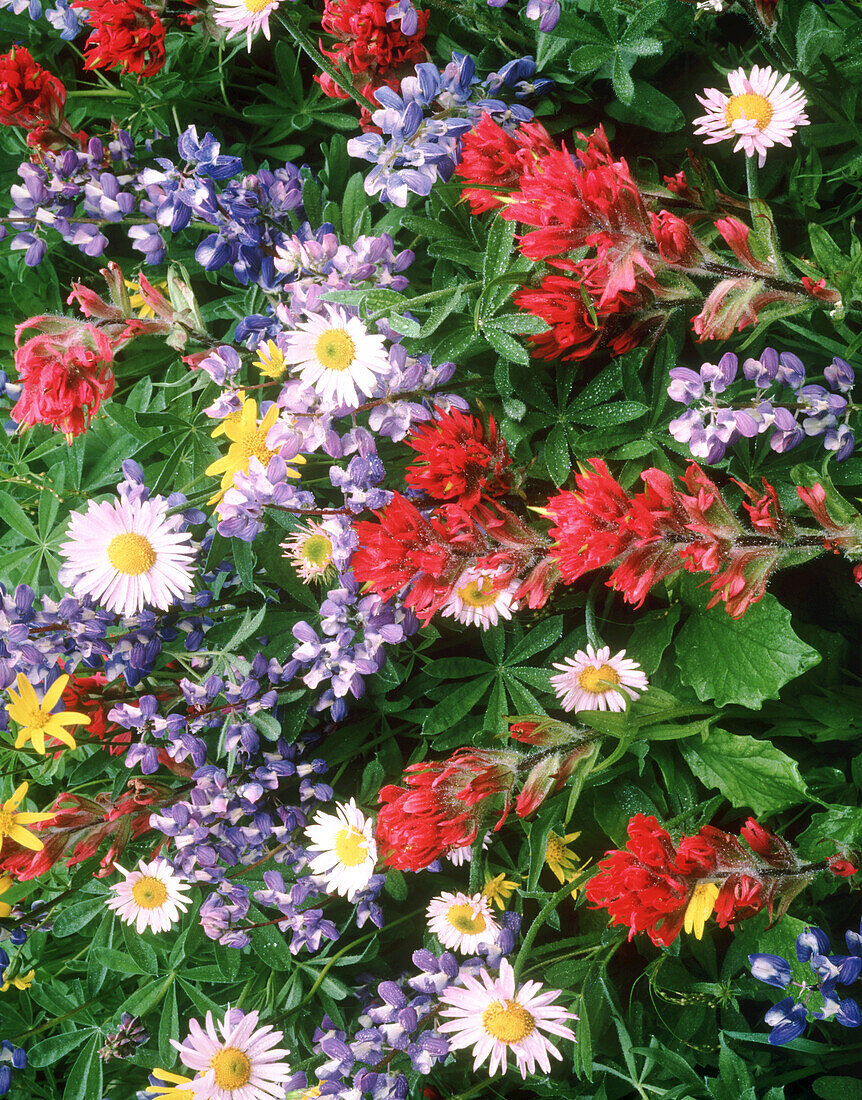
[205,398,305,505]
[0,874,13,919]
[6,673,90,755]
[482,872,519,910]
[210,389,245,439]
[1,968,34,992]
[253,339,288,380]
[146,1067,198,1099]
[683,882,720,940]
[124,278,169,320]
[545,830,589,898]
[0,782,55,853]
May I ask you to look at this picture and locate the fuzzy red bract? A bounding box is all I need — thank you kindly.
[318,0,428,99]
[72,0,166,78]
[404,406,512,510]
[455,114,556,215]
[0,46,66,130]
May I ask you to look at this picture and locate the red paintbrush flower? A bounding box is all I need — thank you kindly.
[404,406,512,510]
[376,748,519,871]
[0,46,66,130]
[455,113,556,215]
[318,0,428,100]
[72,0,166,78]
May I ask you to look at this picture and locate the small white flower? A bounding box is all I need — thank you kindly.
[550,644,648,713]
[427,891,501,954]
[693,65,809,167]
[106,858,191,934]
[211,0,281,50]
[437,957,577,1078]
[173,1007,291,1100]
[58,495,197,617]
[440,568,519,630]
[304,798,377,901]
[280,305,392,410]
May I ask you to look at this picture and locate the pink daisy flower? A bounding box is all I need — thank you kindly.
[426,890,501,954]
[550,644,648,713]
[106,858,191,934]
[440,568,519,630]
[693,65,809,167]
[212,0,282,51]
[173,1008,291,1100]
[437,957,577,1078]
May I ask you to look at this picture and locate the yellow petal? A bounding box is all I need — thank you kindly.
[14,812,55,824]
[7,824,44,851]
[46,727,77,751]
[51,711,91,727]
[41,674,70,711]
[6,782,28,811]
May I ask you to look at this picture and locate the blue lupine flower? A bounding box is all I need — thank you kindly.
[764,997,809,1045]
[748,953,792,989]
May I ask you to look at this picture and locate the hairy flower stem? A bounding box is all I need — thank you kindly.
[513,870,592,982]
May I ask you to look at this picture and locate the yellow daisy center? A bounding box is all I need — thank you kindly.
[107,532,157,576]
[457,577,498,608]
[315,329,356,372]
[131,876,168,909]
[577,664,620,694]
[724,93,774,131]
[210,1047,252,1090]
[18,705,50,730]
[240,426,276,465]
[481,999,535,1044]
[446,904,487,935]
[300,533,333,568]
[334,827,368,867]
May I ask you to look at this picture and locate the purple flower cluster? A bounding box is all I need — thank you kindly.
[749,920,862,1044]
[668,349,857,464]
[0,1039,27,1098]
[487,0,561,32]
[347,54,547,206]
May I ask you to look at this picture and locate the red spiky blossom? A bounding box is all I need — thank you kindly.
[376,749,520,871]
[72,0,166,78]
[404,406,512,510]
[318,0,428,100]
[585,813,824,947]
[455,113,556,215]
[0,46,66,129]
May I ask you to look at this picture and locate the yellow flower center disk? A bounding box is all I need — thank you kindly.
[481,999,536,1044]
[210,1047,252,1090]
[107,532,157,576]
[457,577,499,608]
[20,706,51,730]
[577,664,621,694]
[724,93,774,131]
[315,329,356,372]
[333,827,368,867]
[301,534,333,567]
[131,876,169,910]
[239,428,276,465]
[446,904,487,935]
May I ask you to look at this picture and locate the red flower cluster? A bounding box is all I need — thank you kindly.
[541,458,836,618]
[0,46,87,150]
[61,673,130,755]
[404,406,512,510]
[72,0,166,78]
[318,0,428,100]
[0,780,171,880]
[585,813,828,947]
[458,115,833,358]
[376,749,520,871]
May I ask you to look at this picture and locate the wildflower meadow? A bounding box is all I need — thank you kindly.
[1,0,862,1095]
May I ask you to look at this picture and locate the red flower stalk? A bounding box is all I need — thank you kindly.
[72,0,166,78]
[318,0,428,100]
[0,780,172,880]
[585,813,821,946]
[376,749,520,871]
[0,46,66,130]
[455,113,556,215]
[60,673,130,755]
[404,406,512,510]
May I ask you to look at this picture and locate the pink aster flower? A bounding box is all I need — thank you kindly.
[211,0,282,50]
[106,857,191,934]
[550,644,648,714]
[426,890,501,954]
[437,957,577,1078]
[693,65,809,167]
[172,1008,291,1100]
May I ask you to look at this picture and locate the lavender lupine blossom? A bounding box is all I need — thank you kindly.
[0,0,80,35]
[668,349,857,463]
[748,921,862,1045]
[486,0,560,31]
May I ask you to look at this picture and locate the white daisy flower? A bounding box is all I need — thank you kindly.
[304,798,378,901]
[550,644,648,714]
[173,1007,291,1100]
[106,858,192,934]
[212,0,281,51]
[427,891,501,954]
[280,521,335,584]
[58,495,197,617]
[693,65,809,167]
[440,568,519,630]
[438,957,577,1078]
[280,305,391,410]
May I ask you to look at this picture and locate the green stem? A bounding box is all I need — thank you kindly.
[584,580,602,648]
[66,89,133,98]
[275,13,377,110]
[512,869,592,982]
[745,155,759,206]
[11,993,104,1042]
[365,280,485,323]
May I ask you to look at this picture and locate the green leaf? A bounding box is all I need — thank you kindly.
[423,676,493,737]
[605,81,685,132]
[482,326,530,365]
[612,53,635,105]
[92,947,147,975]
[249,921,293,971]
[508,617,563,663]
[796,805,862,860]
[53,897,108,938]
[544,424,571,486]
[570,43,613,72]
[62,1035,102,1100]
[627,605,681,675]
[620,0,668,43]
[28,1030,94,1068]
[680,729,808,815]
[384,869,408,901]
[483,214,516,287]
[122,921,159,975]
[0,490,39,542]
[675,594,820,708]
[159,981,179,1064]
[571,401,648,427]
